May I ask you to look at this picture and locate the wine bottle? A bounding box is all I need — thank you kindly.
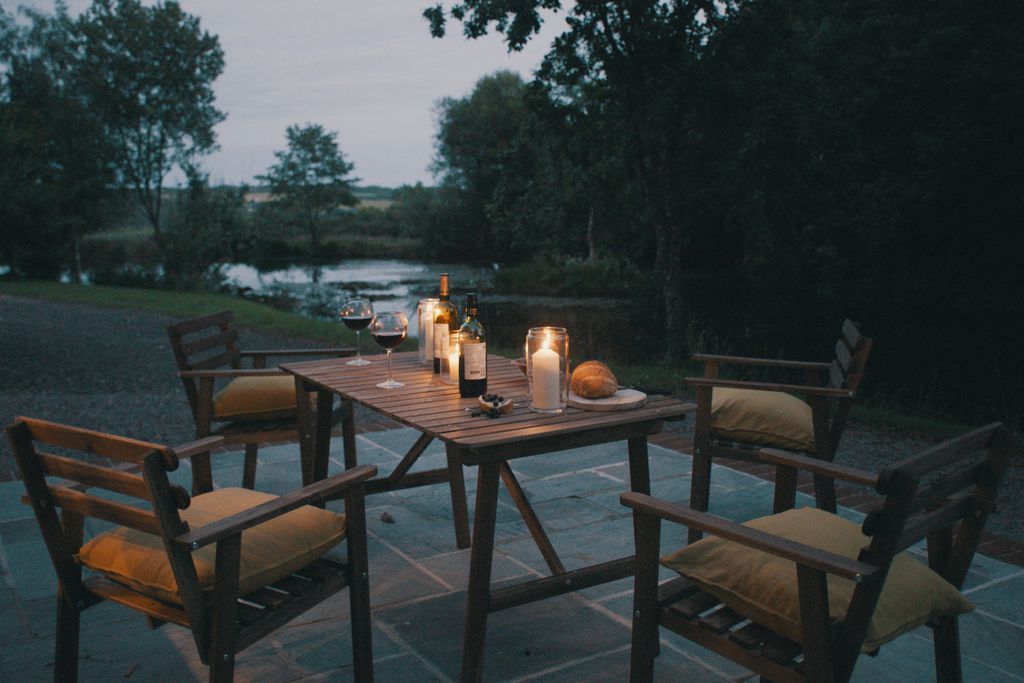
[432,273,458,374]
[458,292,487,398]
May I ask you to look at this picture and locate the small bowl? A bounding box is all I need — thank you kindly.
[478,395,514,414]
[510,358,527,375]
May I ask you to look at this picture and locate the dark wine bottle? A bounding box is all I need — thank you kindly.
[458,292,487,398]
[432,273,458,374]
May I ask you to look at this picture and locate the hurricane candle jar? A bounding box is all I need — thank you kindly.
[526,327,569,413]
[417,298,439,366]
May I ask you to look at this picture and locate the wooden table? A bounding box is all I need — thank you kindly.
[282,351,695,682]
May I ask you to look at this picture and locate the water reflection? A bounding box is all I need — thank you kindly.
[218,259,647,362]
[218,259,493,329]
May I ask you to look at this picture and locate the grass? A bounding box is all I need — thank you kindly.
[1,280,978,441]
[84,225,154,243]
[0,280,392,349]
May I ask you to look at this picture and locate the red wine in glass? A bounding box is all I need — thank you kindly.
[340,298,373,366]
[342,316,372,331]
[370,311,408,389]
[371,331,405,349]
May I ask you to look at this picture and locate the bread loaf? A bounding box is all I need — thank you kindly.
[571,361,618,399]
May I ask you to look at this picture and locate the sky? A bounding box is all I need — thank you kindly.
[6,0,568,187]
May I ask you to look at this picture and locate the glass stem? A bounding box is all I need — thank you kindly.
[386,349,393,382]
[355,330,362,361]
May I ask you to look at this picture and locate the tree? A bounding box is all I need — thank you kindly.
[431,71,534,261]
[425,1,731,356]
[75,0,224,259]
[161,171,248,290]
[258,123,358,250]
[0,3,116,280]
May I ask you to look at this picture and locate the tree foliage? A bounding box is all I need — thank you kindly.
[0,3,116,279]
[161,172,247,290]
[424,0,1024,425]
[258,123,358,249]
[76,0,225,251]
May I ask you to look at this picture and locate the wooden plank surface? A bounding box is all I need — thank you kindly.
[282,353,694,456]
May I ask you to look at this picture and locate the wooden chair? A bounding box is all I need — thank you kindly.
[686,319,872,541]
[167,310,354,494]
[622,423,1015,683]
[7,417,376,683]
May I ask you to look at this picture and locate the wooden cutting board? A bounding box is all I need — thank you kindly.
[568,389,647,411]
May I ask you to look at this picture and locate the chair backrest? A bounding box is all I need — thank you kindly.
[822,319,873,451]
[829,319,872,393]
[167,310,243,419]
[833,422,1014,673]
[5,417,205,625]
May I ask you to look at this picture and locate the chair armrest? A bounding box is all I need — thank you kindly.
[177,368,286,379]
[241,348,356,358]
[692,353,832,372]
[685,376,854,398]
[620,492,878,583]
[174,464,378,550]
[171,436,225,460]
[758,448,880,488]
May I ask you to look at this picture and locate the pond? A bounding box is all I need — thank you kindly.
[218,258,655,363]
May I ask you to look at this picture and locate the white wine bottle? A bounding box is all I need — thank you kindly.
[432,273,458,374]
[458,292,487,397]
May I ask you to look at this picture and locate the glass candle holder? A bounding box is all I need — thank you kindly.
[417,298,439,366]
[526,326,569,413]
[445,331,460,385]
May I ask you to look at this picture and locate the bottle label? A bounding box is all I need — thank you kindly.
[463,343,487,379]
[434,324,449,358]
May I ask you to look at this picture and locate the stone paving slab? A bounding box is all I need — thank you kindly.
[1,429,1021,682]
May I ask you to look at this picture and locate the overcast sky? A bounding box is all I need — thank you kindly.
[6,0,567,187]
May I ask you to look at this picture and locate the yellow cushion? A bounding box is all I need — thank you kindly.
[710,387,815,451]
[661,506,973,651]
[213,375,298,421]
[78,487,346,605]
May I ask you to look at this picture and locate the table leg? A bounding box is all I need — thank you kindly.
[446,443,472,549]
[461,460,500,683]
[499,462,565,575]
[312,389,334,483]
[341,398,357,470]
[295,376,316,486]
[628,436,651,495]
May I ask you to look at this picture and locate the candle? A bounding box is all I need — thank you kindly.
[531,345,561,410]
[424,307,435,359]
[418,299,438,366]
[449,348,460,383]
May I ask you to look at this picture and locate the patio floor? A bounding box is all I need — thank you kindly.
[2,428,1022,681]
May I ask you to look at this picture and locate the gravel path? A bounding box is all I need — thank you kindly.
[2,293,1020,543]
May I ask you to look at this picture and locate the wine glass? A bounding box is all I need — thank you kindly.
[370,311,408,389]
[340,298,374,366]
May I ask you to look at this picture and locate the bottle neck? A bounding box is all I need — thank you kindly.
[439,273,450,299]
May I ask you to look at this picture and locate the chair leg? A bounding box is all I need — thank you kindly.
[242,443,258,489]
[209,536,241,683]
[688,447,711,544]
[933,616,963,683]
[813,473,837,514]
[192,449,214,495]
[54,588,81,683]
[689,385,713,544]
[630,511,661,683]
[346,486,374,682]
